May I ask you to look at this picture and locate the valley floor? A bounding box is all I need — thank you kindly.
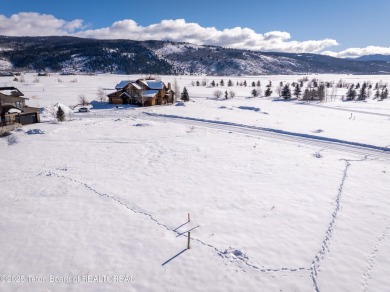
[0,74,389,291]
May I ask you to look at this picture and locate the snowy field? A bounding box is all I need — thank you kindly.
[1,74,390,292]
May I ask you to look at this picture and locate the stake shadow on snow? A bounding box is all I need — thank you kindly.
[162,249,188,266]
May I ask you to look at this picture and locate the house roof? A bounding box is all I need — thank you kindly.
[142,90,159,98]
[140,80,165,90]
[8,108,23,114]
[107,91,121,97]
[121,92,132,98]
[131,82,142,90]
[0,87,24,97]
[0,87,18,91]
[1,105,39,114]
[115,80,135,90]
[21,106,40,114]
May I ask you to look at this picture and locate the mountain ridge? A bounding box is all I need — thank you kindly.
[1,35,390,75]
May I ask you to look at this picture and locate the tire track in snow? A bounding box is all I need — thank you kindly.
[302,103,390,118]
[362,224,390,292]
[38,170,308,275]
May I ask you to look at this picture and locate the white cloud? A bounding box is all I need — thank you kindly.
[0,12,83,36]
[0,13,339,54]
[3,12,390,58]
[76,18,339,53]
[322,46,390,58]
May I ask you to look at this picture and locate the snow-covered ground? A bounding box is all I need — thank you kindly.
[0,74,389,292]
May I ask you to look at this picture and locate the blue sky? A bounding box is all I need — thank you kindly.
[1,0,390,58]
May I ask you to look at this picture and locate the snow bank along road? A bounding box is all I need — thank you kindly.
[142,112,390,161]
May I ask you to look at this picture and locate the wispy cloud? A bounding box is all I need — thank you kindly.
[3,12,388,58]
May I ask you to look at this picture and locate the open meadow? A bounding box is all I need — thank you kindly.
[1,73,390,291]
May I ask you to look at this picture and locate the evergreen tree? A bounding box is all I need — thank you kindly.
[211,80,215,87]
[56,106,65,122]
[251,89,258,98]
[310,88,318,100]
[281,85,291,100]
[225,90,228,99]
[346,86,357,101]
[243,80,247,87]
[264,87,273,97]
[381,88,389,99]
[257,80,261,87]
[358,83,367,100]
[318,84,325,101]
[293,84,302,99]
[181,87,189,101]
[228,80,233,87]
[375,88,381,99]
[251,81,256,87]
[303,88,310,101]
[196,80,200,86]
[220,79,224,86]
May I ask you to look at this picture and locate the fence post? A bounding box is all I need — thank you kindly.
[187,232,191,249]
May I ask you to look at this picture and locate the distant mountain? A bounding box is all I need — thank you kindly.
[1,35,390,75]
[352,54,390,62]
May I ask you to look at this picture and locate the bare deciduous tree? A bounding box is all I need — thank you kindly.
[213,89,223,98]
[276,85,282,97]
[229,90,236,98]
[173,79,180,102]
[257,87,263,98]
[97,87,106,102]
[78,94,89,106]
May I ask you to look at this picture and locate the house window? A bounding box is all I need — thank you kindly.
[14,101,22,108]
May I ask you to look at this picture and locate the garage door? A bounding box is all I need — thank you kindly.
[19,114,37,125]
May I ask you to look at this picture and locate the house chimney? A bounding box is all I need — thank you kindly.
[167,83,171,90]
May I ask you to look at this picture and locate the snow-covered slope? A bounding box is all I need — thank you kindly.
[2,36,390,75]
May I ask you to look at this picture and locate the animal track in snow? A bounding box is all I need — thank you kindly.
[362,224,390,292]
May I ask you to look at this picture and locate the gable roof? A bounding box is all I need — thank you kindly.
[142,90,159,98]
[115,80,135,90]
[140,80,165,90]
[131,82,142,90]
